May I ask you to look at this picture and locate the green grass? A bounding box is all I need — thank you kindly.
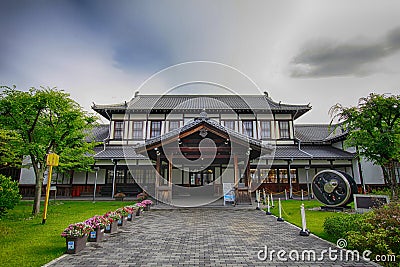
[0,200,132,267]
[266,199,346,242]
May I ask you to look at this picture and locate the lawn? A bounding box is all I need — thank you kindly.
[265,199,347,242]
[0,200,133,267]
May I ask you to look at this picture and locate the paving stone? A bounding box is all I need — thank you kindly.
[47,208,378,266]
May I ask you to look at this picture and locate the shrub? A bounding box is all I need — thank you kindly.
[323,213,364,240]
[347,202,400,260]
[0,174,21,218]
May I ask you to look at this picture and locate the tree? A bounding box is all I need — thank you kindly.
[0,128,23,169]
[330,93,400,200]
[0,86,98,215]
[0,174,22,218]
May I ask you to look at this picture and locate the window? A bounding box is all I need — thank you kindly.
[279,121,290,139]
[107,169,125,184]
[150,121,162,138]
[223,120,235,130]
[242,120,253,137]
[169,120,180,131]
[260,120,271,139]
[279,169,297,184]
[132,121,143,139]
[114,121,124,139]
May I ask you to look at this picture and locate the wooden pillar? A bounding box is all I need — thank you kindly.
[246,160,251,188]
[156,153,161,186]
[168,155,173,187]
[234,154,239,186]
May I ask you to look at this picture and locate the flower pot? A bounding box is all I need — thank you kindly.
[65,236,86,254]
[127,213,133,221]
[104,220,118,234]
[87,227,105,242]
[117,216,125,226]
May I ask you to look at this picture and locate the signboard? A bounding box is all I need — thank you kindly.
[223,183,235,205]
[46,153,60,166]
[354,194,390,213]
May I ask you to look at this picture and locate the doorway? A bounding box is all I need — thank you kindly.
[189,168,215,186]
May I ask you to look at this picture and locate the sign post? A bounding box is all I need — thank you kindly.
[42,153,59,224]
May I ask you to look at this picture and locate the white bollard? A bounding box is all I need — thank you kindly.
[284,189,288,200]
[299,203,310,236]
[256,190,261,210]
[277,198,284,221]
[262,189,266,204]
[270,192,274,207]
[301,189,304,201]
[265,195,272,215]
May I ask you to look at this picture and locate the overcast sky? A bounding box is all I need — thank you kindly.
[1,0,400,123]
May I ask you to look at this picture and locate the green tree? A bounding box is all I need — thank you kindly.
[0,174,22,218]
[330,93,400,200]
[0,86,98,215]
[0,128,23,169]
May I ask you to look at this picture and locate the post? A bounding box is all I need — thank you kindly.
[288,160,293,199]
[256,190,260,210]
[265,195,272,215]
[42,166,53,224]
[270,192,274,207]
[93,167,100,203]
[262,189,266,204]
[305,166,310,200]
[277,198,284,221]
[112,159,118,198]
[299,203,309,236]
[301,189,304,201]
[284,189,288,200]
[42,153,59,224]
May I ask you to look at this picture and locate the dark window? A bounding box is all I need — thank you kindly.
[150,121,162,137]
[279,121,290,139]
[242,120,253,137]
[114,121,124,139]
[169,120,180,131]
[223,120,235,130]
[132,121,143,139]
[260,120,271,139]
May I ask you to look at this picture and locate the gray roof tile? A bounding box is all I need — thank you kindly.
[263,145,355,160]
[93,94,311,119]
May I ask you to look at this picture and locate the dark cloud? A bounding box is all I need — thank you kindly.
[290,26,400,78]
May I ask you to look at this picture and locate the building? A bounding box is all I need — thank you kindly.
[18,93,387,203]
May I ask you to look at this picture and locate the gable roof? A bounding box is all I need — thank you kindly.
[294,124,348,144]
[93,94,311,120]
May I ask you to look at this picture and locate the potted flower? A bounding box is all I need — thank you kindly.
[141,199,153,211]
[123,206,136,221]
[135,202,146,216]
[103,211,121,233]
[115,207,129,226]
[85,215,107,242]
[61,222,92,254]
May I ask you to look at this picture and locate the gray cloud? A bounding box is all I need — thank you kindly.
[290,26,400,78]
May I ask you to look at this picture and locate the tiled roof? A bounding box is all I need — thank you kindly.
[294,124,347,143]
[94,146,145,160]
[93,94,311,119]
[139,116,272,152]
[263,145,355,160]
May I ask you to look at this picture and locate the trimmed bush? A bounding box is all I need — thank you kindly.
[0,174,21,218]
[323,213,364,240]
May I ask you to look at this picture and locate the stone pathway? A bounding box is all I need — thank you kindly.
[48,208,377,266]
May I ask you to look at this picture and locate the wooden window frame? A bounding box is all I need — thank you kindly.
[279,121,290,139]
[132,121,144,140]
[113,121,124,140]
[150,120,162,138]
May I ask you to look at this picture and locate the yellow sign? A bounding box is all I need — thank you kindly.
[46,153,59,166]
